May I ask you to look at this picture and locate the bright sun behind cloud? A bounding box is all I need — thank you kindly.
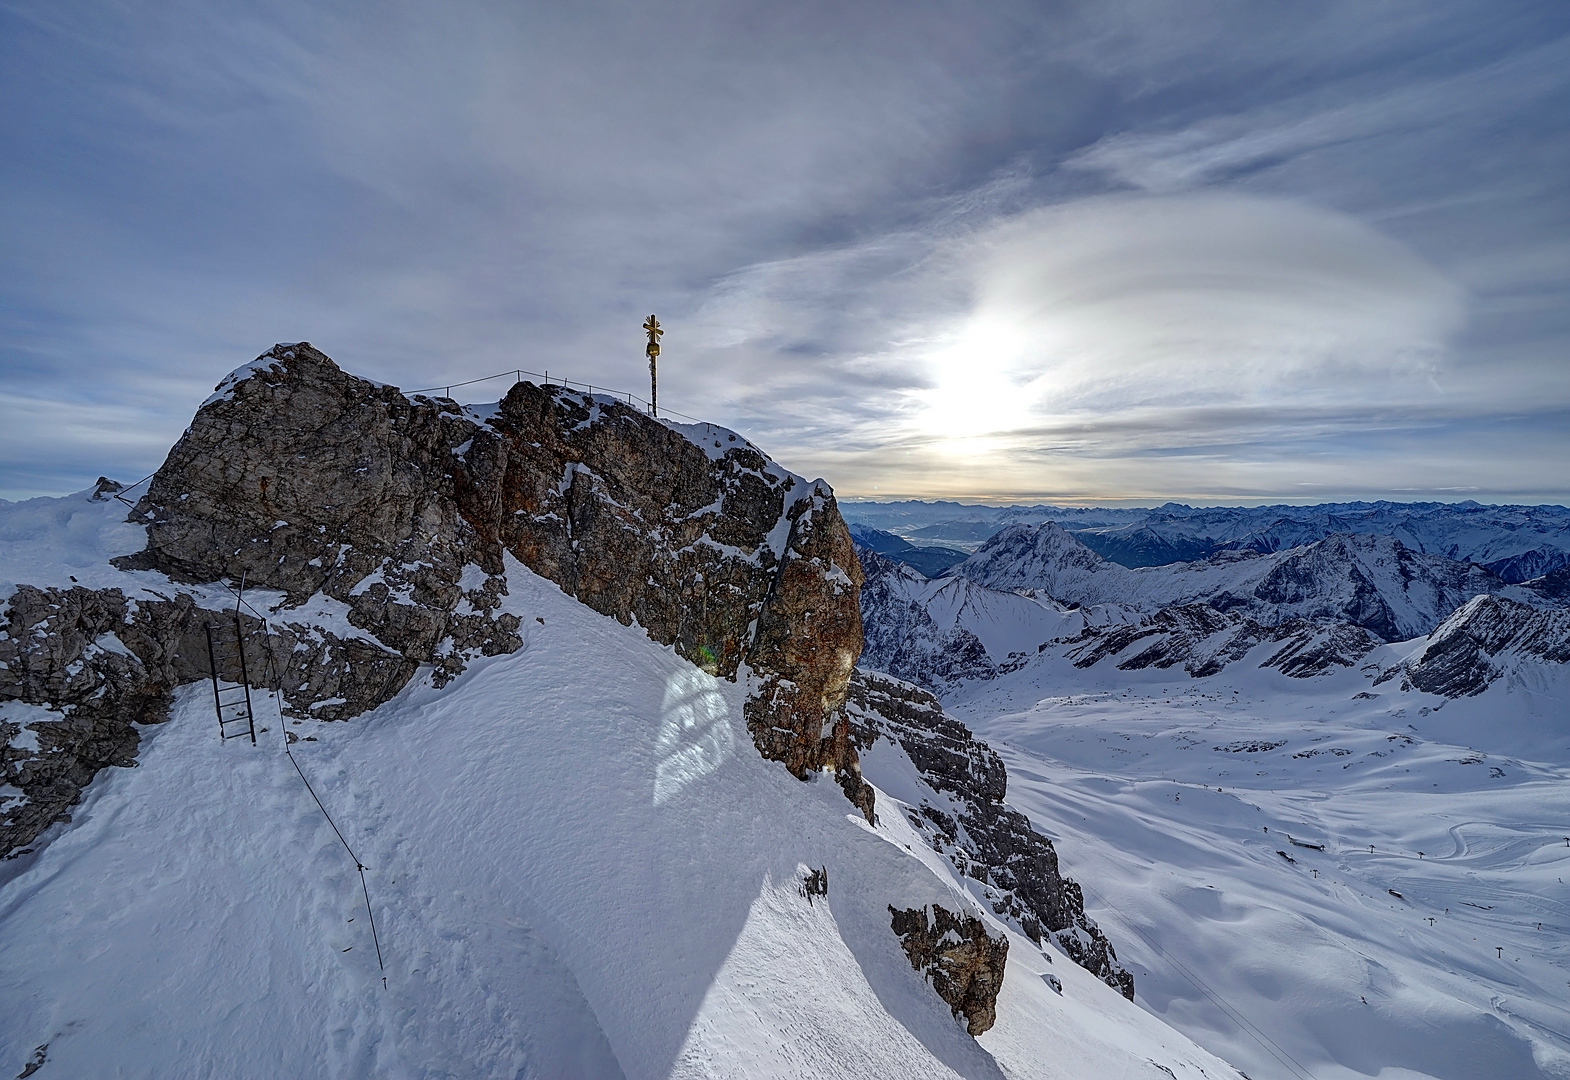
[889,192,1467,491]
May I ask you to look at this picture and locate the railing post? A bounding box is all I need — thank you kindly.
[205,623,223,740]
[234,614,257,745]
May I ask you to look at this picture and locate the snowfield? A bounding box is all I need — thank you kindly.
[0,492,1242,1080]
[940,641,1570,1080]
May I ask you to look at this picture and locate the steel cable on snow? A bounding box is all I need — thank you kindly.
[227,582,388,990]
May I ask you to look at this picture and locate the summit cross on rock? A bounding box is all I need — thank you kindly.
[643,314,662,417]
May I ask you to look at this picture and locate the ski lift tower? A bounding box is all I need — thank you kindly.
[643,314,662,417]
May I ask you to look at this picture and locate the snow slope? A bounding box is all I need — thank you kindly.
[941,646,1570,1080]
[0,531,1242,1079]
[852,511,1570,1080]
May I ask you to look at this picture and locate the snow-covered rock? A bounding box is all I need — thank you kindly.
[0,555,1246,1080]
[1,342,875,861]
[947,524,1535,642]
[1391,594,1570,697]
[846,669,1135,999]
[856,548,998,690]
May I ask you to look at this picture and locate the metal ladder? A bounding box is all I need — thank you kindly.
[205,615,257,745]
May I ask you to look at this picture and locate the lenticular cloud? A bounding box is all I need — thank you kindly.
[944,193,1465,413]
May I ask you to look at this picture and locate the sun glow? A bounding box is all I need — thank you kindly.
[912,312,1042,443]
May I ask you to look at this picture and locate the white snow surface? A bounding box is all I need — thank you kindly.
[0,486,152,595]
[0,549,1241,1080]
[937,647,1570,1080]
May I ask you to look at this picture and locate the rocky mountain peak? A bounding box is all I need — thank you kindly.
[1396,594,1570,697]
[946,521,1112,596]
[4,343,876,860]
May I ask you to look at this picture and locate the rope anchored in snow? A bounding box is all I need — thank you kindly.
[221,579,389,990]
[283,746,387,990]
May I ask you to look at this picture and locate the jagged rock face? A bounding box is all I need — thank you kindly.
[855,546,995,691]
[1485,548,1570,585]
[1244,533,1504,643]
[888,904,1009,1036]
[106,343,869,813]
[115,346,522,684]
[1065,605,1377,680]
[0,582,421,856]
[742,484,869,816]
[846,670,1135,999]
[947,524,1527,643]
[1523,566,1570,604]
[1398,595,1570,697]
[949,521,1109,597]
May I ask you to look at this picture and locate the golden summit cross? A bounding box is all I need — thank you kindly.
[643,314,662,417]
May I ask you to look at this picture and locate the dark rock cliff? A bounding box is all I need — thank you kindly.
[1391,594,1570,697]
[2,342,872,858]
[1063,605,1378,680]
[889,904,1009,1035]
[845,669,1136,1000]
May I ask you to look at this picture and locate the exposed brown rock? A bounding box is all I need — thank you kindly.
[847,669,1135,999]
[2,342,872,858]
[889,903,1009,1035]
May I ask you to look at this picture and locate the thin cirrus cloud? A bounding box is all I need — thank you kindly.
[1,1,1567,504]
[700,191,1482,501]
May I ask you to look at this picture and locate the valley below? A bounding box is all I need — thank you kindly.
[943,654,1570,1080]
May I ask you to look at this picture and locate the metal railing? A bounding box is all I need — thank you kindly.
[407,366,708,426]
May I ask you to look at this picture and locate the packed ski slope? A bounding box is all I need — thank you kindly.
[0,490,1243,1080]
[944,650,1570,1080]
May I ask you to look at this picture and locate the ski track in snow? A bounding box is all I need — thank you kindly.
[944,655,1570,1080]
[0,517,1242,1079]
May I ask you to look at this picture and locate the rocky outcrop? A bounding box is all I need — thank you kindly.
[3,343,873,858]
[889,904,1009,1035]
[121,345,867,803]
[1063,604,1377,680]
[744,487,870,819]
[855,546,996,691]
[1392,594,1570,697]
[0,577,428,856]
[1522,566,1570,604]
[846,670,1135,999]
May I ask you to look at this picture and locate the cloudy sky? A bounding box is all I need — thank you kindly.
[3,1,1567,504]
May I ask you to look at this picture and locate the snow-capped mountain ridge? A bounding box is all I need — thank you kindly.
[842,499,1570,581]
[0,344,1264,1080]
[945,522,1548,642]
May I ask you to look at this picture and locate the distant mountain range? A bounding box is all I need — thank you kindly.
[841,499,1570,582]
[847,522,968,577]
[854,519,1570,697]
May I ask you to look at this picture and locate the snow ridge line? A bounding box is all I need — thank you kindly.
[225,582,389,991]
